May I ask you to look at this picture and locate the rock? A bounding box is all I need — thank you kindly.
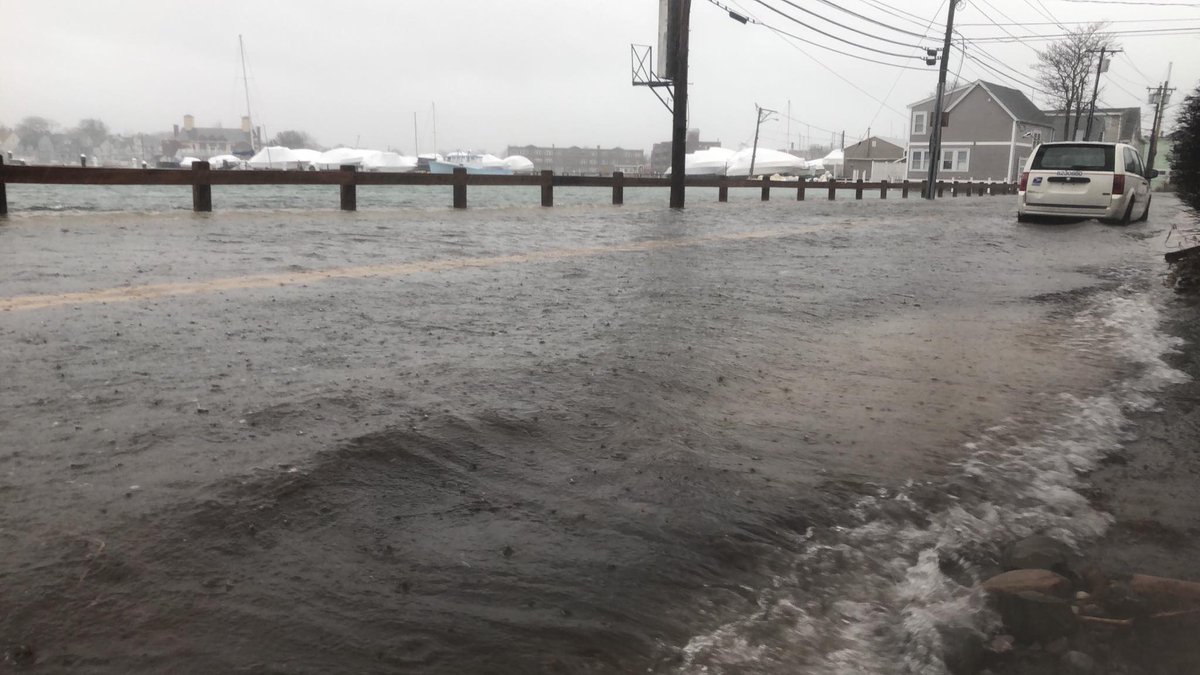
[5,644,35,666]
[989,591,1078,643]
[1061,650,1095,673]
[982,569,1073,599]
[986,634,1015,655]
[1001,535,1074,573]
[1045,636,1069,654]
[938,625,984,675]
[1075,591,1090,601]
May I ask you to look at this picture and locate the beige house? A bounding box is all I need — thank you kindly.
[906,80,1054,182]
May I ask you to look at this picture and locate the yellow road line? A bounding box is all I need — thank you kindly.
[1,228,793,312]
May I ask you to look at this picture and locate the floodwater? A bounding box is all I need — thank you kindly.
[0,187,1192,673]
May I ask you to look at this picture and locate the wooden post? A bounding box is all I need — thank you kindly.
[855,179,864,200]
[880,179,888,199]
[951,181,959,197]
[827,179,836,200]
[612,171,624,205]
[541,170,553,207]
[340,165,357,211]
[796,181,805,201]
[761,175,770,201]
[718,177,729,203]
[902,180,910,199]
[0,156,7,217]
[452,167,467,209]
[936,182,944,198]
[192,161,212,212]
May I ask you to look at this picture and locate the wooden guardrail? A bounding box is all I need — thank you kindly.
[0,158,1017,215]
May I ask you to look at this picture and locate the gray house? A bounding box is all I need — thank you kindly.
[906,80,1054,182]
[1043,107,1144,151]
[843,136,905,180]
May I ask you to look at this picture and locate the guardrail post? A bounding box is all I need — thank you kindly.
[453,167,467,209]
[612,171,624,205]
[855,179,864,200]
[541,170,553,207]
[340,165,357,211]
[0,156,7,217]
[718,176,728,202]
[902,180,910,198]
[827,179,836,200]
[936,181,945,198]
[796,180,805,201]
[880,179,888,199]
[192,160,212,212]
[951,181,959,197]
[761,175,771,201]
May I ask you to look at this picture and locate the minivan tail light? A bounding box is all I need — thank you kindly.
[1019,172,1029,191]
[1112,174,1125,195]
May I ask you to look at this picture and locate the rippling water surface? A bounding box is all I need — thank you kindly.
[0,188,1191,673]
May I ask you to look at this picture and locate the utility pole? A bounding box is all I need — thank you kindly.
[749,104,777,177]
[1084,46,1121,141]
[924,0,958,199]
[1145,62,1175,177]
[669,0,692,209]
[413,112,419,156]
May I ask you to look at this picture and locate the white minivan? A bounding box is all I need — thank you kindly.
[1017,142,1154,224]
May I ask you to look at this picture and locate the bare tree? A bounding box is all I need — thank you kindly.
[269,129,318,149]
[15,116,56,151]
[1035,23,1115,142]
[72,118,110,151]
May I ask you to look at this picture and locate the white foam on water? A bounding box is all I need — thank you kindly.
[680,283,1189,674]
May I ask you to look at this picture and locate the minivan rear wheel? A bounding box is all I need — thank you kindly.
[1105,199,1136,226]
[1134,195,1151,222]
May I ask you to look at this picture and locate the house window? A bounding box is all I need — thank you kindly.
[941,148,969,172]
[910,149,929,172]
[912,111,927,135]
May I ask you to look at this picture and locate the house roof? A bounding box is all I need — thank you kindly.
[182,126,251,143]
[909,80,1051,127]
[1043,107,1143,141]
[843,135,905,159]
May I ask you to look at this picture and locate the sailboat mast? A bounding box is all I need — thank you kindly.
[432,103,437,156]
[240,34,256,151]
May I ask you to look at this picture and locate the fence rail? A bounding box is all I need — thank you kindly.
[0,159,1017,215]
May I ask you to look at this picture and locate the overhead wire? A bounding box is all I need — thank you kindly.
[750,0,927,58]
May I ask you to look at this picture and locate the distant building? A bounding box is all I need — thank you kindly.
[1043,107,1144,151]
[842,136,905,180]
[504,144,646,175]
[0,129,20,159]
[650,128,721,174]
[164,114,257,160]
[906,80,1053,182]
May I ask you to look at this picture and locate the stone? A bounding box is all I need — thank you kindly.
[982,569,1073,599]
[1001,535,1074,573]
[938,625,985,675]
[1061,650,1095,673]
[989,591,1078,643]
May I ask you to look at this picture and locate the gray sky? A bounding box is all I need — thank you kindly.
[2,0,1197,155]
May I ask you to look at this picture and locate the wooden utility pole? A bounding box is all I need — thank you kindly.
[924,0,957,199]
[749,104,777,178]
[1145,63,1175,176]
[1084,46,1121,141]
[669,0,692,208]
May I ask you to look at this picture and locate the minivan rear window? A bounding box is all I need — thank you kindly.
[1031,144,1115,171]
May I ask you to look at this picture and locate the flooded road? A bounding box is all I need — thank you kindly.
[0,192,1192,673]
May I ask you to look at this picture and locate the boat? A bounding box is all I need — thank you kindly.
[427,151,514,175]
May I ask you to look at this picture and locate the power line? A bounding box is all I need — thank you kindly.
[965,26,1200,41]
[759,23,929,68]
[1052,0,1200,5]
[751,0,927,58]
[802,0,933,39]
[856,0,931,27]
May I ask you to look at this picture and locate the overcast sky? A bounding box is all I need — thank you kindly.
[2,0,1197,155]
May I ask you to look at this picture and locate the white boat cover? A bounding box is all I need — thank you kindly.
[479,154,507,170]
[206,154,244,168]
[314,147,369,169]
[178,156,202,167]
[686,147,736,175]
[724,148,807,177]
[503,155,536,173]
[362,151,418,172]
[248,146,305,169]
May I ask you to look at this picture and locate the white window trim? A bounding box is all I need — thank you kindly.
[910,149,929,172]
[941,148,970,172]
[912,111,928,135]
